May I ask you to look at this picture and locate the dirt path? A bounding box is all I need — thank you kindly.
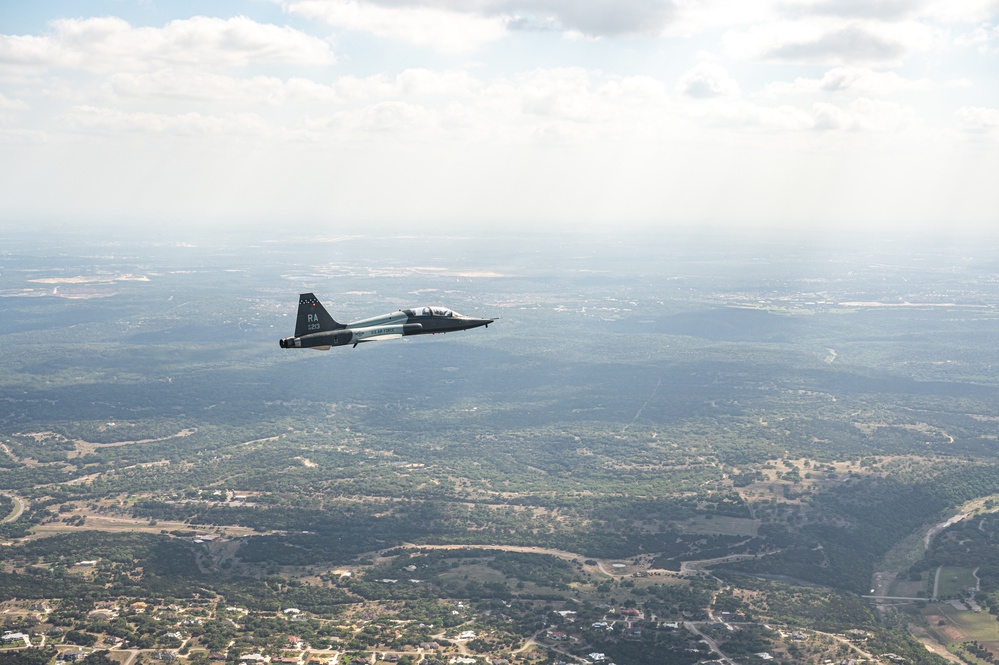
[623,377,662,431]
[933,566,942,600]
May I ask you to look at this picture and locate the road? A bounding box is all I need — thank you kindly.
[684,622,738,665]
[0,491,26,523]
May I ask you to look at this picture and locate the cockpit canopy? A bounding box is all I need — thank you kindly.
[407,306,459,317]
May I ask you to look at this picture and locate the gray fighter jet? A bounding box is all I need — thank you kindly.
[279,293,494,349]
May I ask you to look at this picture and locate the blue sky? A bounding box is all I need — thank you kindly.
[1,0,997,232]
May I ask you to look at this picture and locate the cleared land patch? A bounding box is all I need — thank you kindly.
[937,566,978,598]
[676,515,759,537]
[924,603,999,660]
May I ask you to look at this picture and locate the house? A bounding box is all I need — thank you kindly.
[209,654,226,661]
[2,633,29,645]
[282,608,301,615]
[156,652,178,661]
[755,653,774,661]
[61,652,86,662]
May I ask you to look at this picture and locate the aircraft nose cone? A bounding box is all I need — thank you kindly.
[458,316,494,329]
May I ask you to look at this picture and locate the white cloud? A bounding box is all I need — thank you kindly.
[0,128,48,144]
[59,105,271,136]
[396,68,482,98]
[107,70,340,105]
[0,92,29,110]
[811,98,918,131]
[678,94,919,135]
[513,0,677,37]
[725,20,940,65]
[763,67,933,95]
[955,22,999,52]
[515,68,616,123]
[666,0,783,36]
[283,0,678,43]
[281,0,508,53]
[956,106,999,135]
[676,62,740,98]
[922,0,999,23]
[0,16,334,73]
[779,0,926,21]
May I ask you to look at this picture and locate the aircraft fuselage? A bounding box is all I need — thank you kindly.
[279,295,493,349]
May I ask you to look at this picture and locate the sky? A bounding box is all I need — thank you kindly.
[0,0,997,233]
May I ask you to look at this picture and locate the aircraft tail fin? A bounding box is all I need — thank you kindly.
[294,293,344,337]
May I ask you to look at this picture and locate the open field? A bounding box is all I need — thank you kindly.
[937,567,979,598]
[924,603,999,656]
[889,574,928,599]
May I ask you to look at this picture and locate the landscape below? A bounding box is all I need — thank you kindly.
[3,229,999,665]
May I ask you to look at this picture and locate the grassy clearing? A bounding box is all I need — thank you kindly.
[938,567,978,598]
[888,574,926,598]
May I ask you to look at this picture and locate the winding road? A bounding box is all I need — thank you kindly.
[0,491,26,524]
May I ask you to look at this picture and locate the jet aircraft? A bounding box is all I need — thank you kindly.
[279,293,495,349]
